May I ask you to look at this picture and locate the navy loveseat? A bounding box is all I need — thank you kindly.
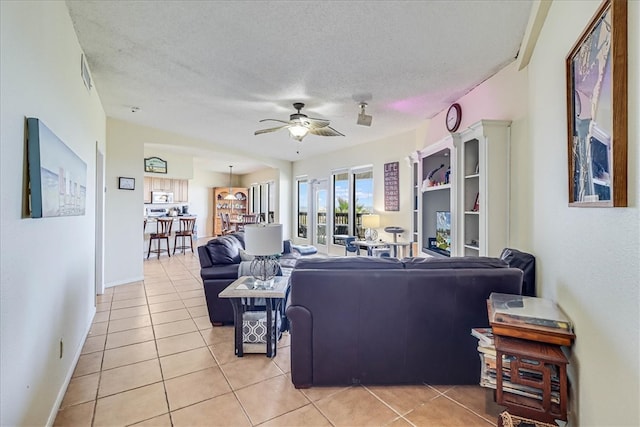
[286,256,523,388]
[197,233,308,325]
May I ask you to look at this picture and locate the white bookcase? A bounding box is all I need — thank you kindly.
[409,120,511,258]
[411,135,459,257]
[456,120,511,257]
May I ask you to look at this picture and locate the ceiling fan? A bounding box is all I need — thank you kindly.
[254,102,344,142]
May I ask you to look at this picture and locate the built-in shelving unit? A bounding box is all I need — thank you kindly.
[409,120,511,259]
[414,135,458,257]
[411,160,419,247]
[456,120,511,257]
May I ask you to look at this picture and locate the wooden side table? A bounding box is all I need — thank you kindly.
[484,295,575,426]
[495,335,569,425]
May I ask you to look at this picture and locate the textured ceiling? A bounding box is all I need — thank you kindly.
[66,1,532,173]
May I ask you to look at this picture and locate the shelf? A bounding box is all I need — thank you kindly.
[422,248,450,258]
[422,183,451,192]
[465,173,480,179]
[464,244,480,251]
[464,211,480,215]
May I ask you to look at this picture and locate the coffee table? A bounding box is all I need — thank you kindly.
[218,276,289,357]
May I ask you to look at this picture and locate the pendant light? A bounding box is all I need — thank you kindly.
[224,165,237,200]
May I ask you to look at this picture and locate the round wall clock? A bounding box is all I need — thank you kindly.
[445,103,462,133]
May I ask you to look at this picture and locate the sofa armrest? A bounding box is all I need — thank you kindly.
[286,305,313,388]
[291,244,318,256]
[198,245,213,268]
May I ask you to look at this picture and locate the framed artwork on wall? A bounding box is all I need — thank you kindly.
[144,156,167,173]
[565,0,627,207]
[118,177,135,190]
[26,118,87,218]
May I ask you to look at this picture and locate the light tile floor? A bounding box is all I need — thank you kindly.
[55,245,501,426]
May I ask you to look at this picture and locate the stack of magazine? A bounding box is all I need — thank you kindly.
[489,293,573,332]
[471,327,561,404]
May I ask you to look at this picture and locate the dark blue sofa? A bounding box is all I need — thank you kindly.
[286,256,523,388]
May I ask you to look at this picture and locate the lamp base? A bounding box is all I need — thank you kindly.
[249,256,279,287]
[365,228,378,241]
[253,277,275,289]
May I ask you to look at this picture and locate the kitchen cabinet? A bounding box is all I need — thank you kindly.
[173,179,189,202]
[143,177,189,203]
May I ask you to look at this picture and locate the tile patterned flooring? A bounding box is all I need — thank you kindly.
[55,249,501,426]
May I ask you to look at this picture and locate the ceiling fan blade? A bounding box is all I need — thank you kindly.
[254,124,290,135]
[258,119,290,125]
[302,117,331,129]
[309,126,345,137]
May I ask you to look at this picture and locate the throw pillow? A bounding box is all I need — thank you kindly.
[239,248,255,261]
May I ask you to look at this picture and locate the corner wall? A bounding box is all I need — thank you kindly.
[0,2,106,425]
[528,1,639,424]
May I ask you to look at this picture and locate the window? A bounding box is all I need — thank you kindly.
[354,168,374,238]
[250,184,261,214]
[333,172,349,240]
[332,166,373,241]
[297,179,308,238]
[267,181,275,223]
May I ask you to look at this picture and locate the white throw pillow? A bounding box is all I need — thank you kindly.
[239,248,255,261]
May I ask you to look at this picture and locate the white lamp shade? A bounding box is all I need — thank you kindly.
[244,223,283,255]
[362,214,380,229]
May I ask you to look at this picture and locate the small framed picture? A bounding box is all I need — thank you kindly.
[118,177,135,190]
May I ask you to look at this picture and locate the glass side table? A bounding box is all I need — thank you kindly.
[218,276,289,357]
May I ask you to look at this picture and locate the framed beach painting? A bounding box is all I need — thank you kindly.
[26,118,87,218]
[566,0,627,207]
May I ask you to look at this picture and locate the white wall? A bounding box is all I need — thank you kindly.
[0,2,106,426]
[528,1,639,425]
[105,119,146,286]
[143,148,194,179]
[292,130,419,253]
[190,168,229,238]
[105,119,293,284]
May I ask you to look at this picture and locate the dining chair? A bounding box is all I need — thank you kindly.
[236,213,258,231]
[344,236,360,256]
[220,212,231,235]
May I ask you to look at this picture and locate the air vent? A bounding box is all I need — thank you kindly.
[80,54,92,91]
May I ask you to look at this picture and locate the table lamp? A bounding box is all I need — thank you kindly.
[244,223,283,288]
[362,214,380,241]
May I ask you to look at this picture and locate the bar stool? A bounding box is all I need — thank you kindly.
[147,218,173,259]
[173,217,196,255]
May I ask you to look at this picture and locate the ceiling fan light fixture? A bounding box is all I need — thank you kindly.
[288,124,309,140]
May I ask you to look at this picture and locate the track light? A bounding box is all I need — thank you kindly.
[357,103,372,126]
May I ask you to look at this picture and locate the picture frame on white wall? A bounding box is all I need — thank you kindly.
[118,177,135,190]
[565,0,627,207]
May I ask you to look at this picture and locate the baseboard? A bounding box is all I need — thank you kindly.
[105,276,144,288]
[45,309,95,426]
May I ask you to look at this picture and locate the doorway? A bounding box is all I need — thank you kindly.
[311,180,329,254]
[95,145,105,296]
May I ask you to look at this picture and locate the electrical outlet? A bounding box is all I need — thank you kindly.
[59,339,63,359]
